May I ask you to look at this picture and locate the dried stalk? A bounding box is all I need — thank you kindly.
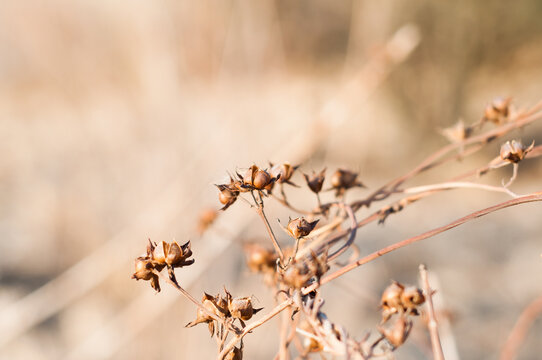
[500,294,542,360]
[419,264,445,360]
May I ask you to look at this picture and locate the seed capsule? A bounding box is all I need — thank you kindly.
[303,168,326,194]
[401,286,425,312]
[500,140,534,163]
[330,169,364,196]
[285,217,319,239]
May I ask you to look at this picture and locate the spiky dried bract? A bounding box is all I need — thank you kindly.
[500,140,534,163]
[330,169,364,196]
[185,292,229,337]
[483,97,512,124]
[279,252,329,289]
[270,162,299,186]
[197,208,218,235]
[225,289,263,322]
[303,168,326,194]
[380,281,425,322]
[224,346,243,360]
[131,257,161,292]
[378,315,412,349]
[132,239,194,292]
[244,243,277,274]
[239,165,278,191]
[441,119,472,143]
[216,178,240,210]
[285,217,319,239]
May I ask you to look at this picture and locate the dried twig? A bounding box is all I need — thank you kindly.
[500,294,542,360]
[419,264,445,360]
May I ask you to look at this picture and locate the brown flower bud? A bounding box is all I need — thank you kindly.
[441,119,472,143]
[279,252,328,289]
[285,217,319,239]
[401,286,425,313]
[379,315,412,349]
[330,169,364,196]
[185,293,228,337]
[132,257,161,292]
[240,165,277,191]
[483,97,512,124]
[303,168,326,194]
[381,281,404,321]
[152,240,194,269]
[229,297,263,321]
[197,208,218,235]
[224,347,243,360]
[244,243,277,273]
[270,162,299,185]
[500,140,534,163]
[216,178,240,211]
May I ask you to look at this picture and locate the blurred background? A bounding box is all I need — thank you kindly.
[1,0,542,359]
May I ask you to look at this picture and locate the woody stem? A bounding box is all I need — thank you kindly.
[252,191,285,263]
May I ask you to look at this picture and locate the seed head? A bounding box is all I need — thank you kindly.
[500,140,534,163]
[483,97,512,124]
[330,169,364,196]
[224,347,243,360]
[285,217,319,239]
[131,257,161,292]
[244,243,277,273]
[379,315,412,349]
[225,289,263,321]
[240,165,278,191]
[270,162,299,186]
[216,177,240,210]
[400,286,425,312]
[441,119,472,143]
[303,168,326,194]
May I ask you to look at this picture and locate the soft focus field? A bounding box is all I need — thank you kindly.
[1,1,542,359]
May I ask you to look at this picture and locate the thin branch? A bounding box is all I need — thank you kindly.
[217,299,294,359]
[303,192,542,294]
[419,264,445,360]
[500,294,542,360]
[158,272,240,335]
[253,191,285,262]
[403,181,520,198]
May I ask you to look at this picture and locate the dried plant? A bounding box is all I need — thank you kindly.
[132,98,542,359]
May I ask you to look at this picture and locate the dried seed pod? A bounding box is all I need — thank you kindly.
[216,179,240,211]
[381,281,405,321]
[285,217,319,239]
[153,240,194,269]
[280,252,328,289]
[225,290,263,321]
[197,208,218,235]
[185,293,228,336]
[441,119,472,143]
[224,346,243,360]
[330,169,364,196]
[299,320,323,353]
[500,140,534,163]
[484,97,512,124]
[270,162,299,185]
[379,315,412,349]
[401,286,425,314]
[303,168,326,194]
[240,165,275,190]
[244,243,277,273]
[131,257,161,292]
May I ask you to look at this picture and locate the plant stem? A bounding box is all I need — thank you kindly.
[303,192,542,294]
[419,264,445,360]
[217,299,293,359]
[252,191,285,262]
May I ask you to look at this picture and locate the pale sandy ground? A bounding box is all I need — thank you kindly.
[1,1,542,359]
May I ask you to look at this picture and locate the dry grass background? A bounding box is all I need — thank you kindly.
[1,0,542,359]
